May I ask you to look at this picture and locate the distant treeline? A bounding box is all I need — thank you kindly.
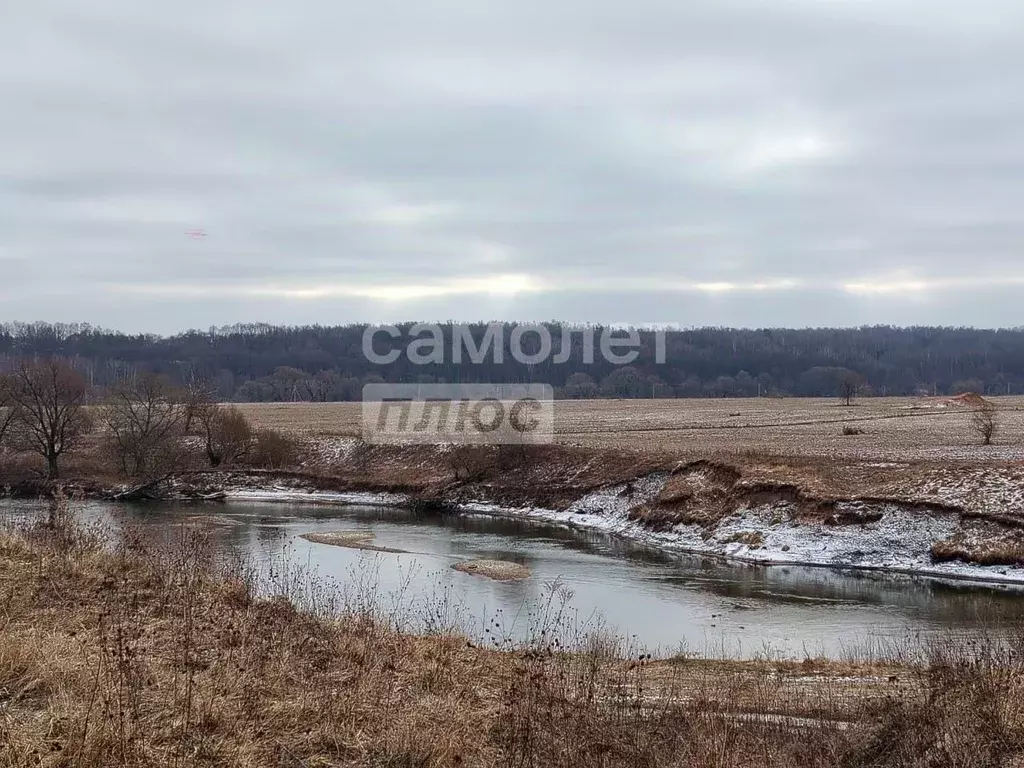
[1,321,1022,401]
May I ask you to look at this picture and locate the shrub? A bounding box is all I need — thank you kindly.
[250,427,301,469]
[196,404,254,467]
[448,445,496,481]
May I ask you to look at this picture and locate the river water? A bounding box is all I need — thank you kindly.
[8,499,1024,659]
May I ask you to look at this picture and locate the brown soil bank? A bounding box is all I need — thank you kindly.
[452,559,531,581]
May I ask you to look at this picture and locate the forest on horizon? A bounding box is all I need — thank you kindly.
[1,321,1021,402]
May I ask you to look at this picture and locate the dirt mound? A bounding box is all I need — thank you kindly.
[919,392,993,409]
[945,392,992,408]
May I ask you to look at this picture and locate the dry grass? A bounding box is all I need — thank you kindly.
[552,397,1024,464]
[0,498,856,767]
[931,520,1024,567]
[4,496,1024,765]
[931,538,1024,566]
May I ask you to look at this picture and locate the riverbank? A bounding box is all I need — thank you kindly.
[10,437,1024,587]
[220,483,1024,588]
[201,437,1024,587]
[2,500,1022,767]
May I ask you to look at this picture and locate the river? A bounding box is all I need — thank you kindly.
[7,498,1024,659]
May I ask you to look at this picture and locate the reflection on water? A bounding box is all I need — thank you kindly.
[6,499,1024,659]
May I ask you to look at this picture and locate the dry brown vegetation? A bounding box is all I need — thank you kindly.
[971,404,1000,446]
[0,374,302,487]
[102,374,189,480]
[3,496,1024,767]
[932,538,1024,567]
[0,359,93,479]
[931,520,1024,566]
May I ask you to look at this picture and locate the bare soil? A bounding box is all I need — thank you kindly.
[452,559,532,581]
[235,395,1024,463]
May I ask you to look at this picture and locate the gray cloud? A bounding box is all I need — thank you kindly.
[2,0,1024,332]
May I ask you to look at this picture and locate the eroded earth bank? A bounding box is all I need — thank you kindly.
[115,439,1024,586]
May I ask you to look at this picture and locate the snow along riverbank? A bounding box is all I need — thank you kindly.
[223,476,1024,588]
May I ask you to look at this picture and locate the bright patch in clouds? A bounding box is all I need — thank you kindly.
[843,275,1024,296]
[737,132,836,173]
[111,274,543,301]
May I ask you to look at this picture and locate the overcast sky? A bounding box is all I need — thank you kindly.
[2,0,1023,333]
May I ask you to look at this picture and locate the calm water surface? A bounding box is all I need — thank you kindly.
[8,499,1024,659]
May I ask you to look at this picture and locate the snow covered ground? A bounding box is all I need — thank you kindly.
[460,494,1024,585]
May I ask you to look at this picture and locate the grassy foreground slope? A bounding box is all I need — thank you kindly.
[2,498,1024,767]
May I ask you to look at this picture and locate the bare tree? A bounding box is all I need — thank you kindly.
[969,404,999,445]
[103,373,187,479]
[0,374,17,447]
[268,366,313,402]
[7,358,93,478]
[195,403,253,467]
[839,370,865,406]
[307,370,340,402]
[180,370,217,434]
